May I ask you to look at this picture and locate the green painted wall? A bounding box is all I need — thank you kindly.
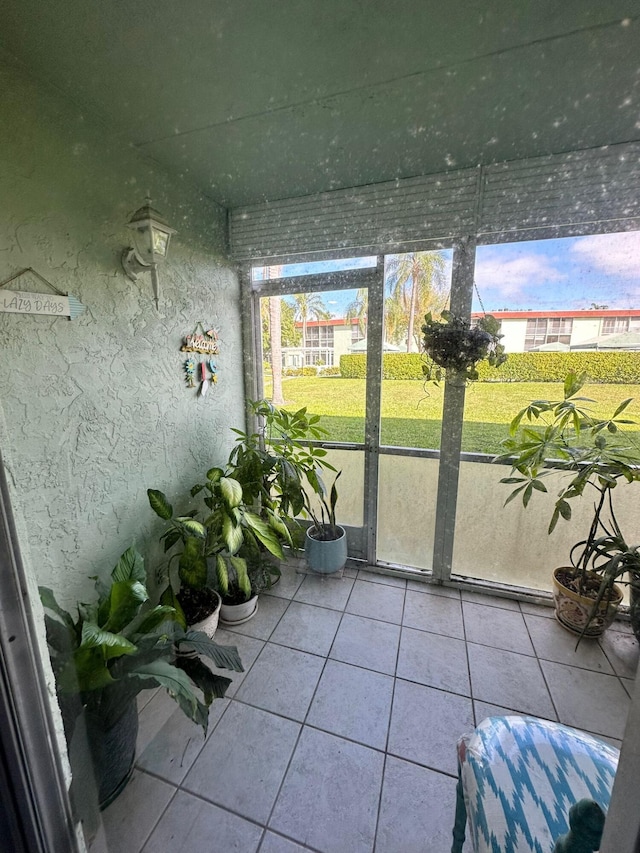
[0,57,244,611]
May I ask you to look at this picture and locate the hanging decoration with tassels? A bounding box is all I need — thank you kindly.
[181,323,220,396]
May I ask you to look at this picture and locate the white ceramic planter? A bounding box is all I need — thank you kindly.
[220,594,259,626]
[304,525,348,574]
[190,590,222,638]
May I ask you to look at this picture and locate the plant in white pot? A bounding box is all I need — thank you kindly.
[304,472,348,574]
[496,371,640,639]
[150,466,291,628]
[147,488,222,638]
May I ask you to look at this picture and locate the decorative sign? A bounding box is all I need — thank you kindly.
[181,330,219,355]
[181,324,220,397]
[0,268,85,320]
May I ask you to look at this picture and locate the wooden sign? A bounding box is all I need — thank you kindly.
[0,289,85,319]
[0,268,86,320]
[181,324,219,355]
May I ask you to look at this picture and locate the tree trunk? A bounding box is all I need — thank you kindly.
[407,274,418,352]
[269,297,284,405]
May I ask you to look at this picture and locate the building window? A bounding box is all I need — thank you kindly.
[601,317,630,335]
[305,326,333,348]
[351,323,365,343]
[524,318,572,350]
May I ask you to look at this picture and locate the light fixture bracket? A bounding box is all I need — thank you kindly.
[121,247,150,282]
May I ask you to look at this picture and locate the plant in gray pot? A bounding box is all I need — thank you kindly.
[40,546,243,812]
[497,371,640,640]
[304,472,348,574]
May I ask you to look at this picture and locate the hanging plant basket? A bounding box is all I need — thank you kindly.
[421,311,506,382]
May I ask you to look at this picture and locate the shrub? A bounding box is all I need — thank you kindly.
[342,351,640,383]
[341,353,425,379]
[476,351,640,383]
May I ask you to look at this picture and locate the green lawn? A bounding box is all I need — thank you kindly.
[266,378,640,454]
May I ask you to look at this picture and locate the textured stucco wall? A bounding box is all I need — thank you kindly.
[0,57,245,611]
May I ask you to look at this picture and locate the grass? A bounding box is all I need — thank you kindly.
[264,378,640,454]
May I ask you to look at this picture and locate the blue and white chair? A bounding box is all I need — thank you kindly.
[452,716,619,853]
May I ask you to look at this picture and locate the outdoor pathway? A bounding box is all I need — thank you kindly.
[90,565,639,853]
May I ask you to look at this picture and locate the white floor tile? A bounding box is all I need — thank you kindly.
[397,627,470,695]
[293,573,355,610]
[388,680,474,775]
[136,700,229,784]
[460,589,520,611]
[330,613,400,675]
[270,601,342,655]
[467,643,556,719]
[598,629,639,679]
[403,589,464,639]
[100,770,175,853]
[346,578,405,624]
[141,790,262,853]
[463,601,535,655]
[376,757,468,853]
[524,613,615,673]
[183,702,300,823]
[541,659,631,740]
[357,569,407,588]
[306,659,394,749]
[223,594,290,640]
[270,727,384,853]
[235,643,324,721]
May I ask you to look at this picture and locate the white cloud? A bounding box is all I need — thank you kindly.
[570,231,640,279]
[475,252,566,298]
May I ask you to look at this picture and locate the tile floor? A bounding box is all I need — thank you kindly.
[91,565,639,853]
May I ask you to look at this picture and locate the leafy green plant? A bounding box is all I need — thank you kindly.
[149,470,288,606]
[421,311,507,383]
[496,371,640,626]
[306,471,343,541]
[40,546,243,736]
[228,400,334,519]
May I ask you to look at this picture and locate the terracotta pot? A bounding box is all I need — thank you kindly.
[220,594,259,626]
[552,567,623,638]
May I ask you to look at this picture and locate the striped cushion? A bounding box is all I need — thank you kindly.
[457,716,619,852]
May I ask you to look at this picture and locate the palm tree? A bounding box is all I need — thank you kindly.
[385,252,448,352]
[345,289,368,338]
[268,297,284,404]
[292,292,330,351]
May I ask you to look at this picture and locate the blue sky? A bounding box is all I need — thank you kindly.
[474,231,640,312]
[262,230,640,316]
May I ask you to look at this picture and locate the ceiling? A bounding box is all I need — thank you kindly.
[2,1,639,208]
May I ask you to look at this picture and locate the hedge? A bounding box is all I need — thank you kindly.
[282,366,342,377]
[475,351,640,383]
[340,351,640,383]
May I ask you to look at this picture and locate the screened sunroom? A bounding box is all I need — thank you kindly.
[0,3,639,852]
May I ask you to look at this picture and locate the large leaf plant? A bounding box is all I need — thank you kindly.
[40,546,243,736]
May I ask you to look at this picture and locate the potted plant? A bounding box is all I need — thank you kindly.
[496,371,640,638]
[147,488,221,637]
[421,310,506,383]
[149,467,291,627]
[227,400,336,531]
[40,546,243,810]
[304,472,348,574]
[573,515,640,642]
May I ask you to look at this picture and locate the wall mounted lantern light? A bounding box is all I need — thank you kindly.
[121,198,176,310]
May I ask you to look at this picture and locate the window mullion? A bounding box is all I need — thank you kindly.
[432,237,476,582]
